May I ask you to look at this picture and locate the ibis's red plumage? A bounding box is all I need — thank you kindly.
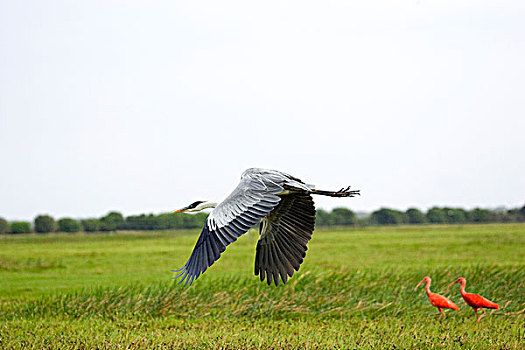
[428,292,460,311]
[415,276,459,316]
[448,277,499,322]
[461,292,499,309]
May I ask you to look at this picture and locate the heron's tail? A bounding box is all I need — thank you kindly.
[311,186,360,197]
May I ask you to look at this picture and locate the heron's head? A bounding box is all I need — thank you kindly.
[172,200,217,213]
[446,277,466,291]
[414,276,431,291]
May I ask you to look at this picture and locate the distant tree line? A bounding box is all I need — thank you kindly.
[316,205,525,226]
[0,211,208,235]
[367,206,525,225]
[0,205,523,234]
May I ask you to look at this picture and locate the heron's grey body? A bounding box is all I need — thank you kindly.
[173,168,359,286]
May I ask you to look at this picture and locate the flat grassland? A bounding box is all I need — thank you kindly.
[1,224,523,349]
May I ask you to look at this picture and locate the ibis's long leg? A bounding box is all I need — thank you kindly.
[477,309,486,322]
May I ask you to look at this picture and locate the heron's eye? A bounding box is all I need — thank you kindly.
[190,201,204,208]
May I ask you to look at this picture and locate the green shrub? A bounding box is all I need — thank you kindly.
[124,214,153,230]
[468,208,494,223]
[519,205,525,221]
[81,219,102,232]
[406,208,426,224]
[100,212,125,231]
[314,209,331,226]
[443,207,467,224]
[0,217,9,234]
[34,215,56,233]
[155,213,180,229]
[371,208,406,225]
[330,207,356,225]
[182,213,207,229]
[10,221,32,234]
[58,218,82,233]
[426,207,447,224]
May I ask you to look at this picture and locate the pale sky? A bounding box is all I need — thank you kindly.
[1,1,524,221]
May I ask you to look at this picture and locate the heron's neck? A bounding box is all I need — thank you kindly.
[195,201,218,211]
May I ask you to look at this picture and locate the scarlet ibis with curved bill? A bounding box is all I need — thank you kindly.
[415,276,460,317]
[447,277,499,322]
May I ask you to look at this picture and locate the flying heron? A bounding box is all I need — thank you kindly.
[172,168,360,286]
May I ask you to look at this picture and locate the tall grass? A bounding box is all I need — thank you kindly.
[2,264,522,321]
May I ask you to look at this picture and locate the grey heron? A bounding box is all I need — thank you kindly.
[172,168,360,286]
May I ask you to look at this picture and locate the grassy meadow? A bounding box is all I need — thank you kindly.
[0,223,524,349]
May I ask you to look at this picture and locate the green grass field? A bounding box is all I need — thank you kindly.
[1,224,524,349]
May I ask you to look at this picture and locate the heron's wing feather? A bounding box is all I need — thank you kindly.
[174,175,283,286]
[255,192,316,286]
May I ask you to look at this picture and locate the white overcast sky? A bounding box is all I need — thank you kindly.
[1,1,524,220]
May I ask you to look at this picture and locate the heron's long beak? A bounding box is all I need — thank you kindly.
[172,206,189,214]
[446,279,459,292]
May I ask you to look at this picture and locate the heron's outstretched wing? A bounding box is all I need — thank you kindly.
[255,192,316,286]
[173,174,284,286]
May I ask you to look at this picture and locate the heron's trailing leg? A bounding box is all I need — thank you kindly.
[312,186,360,197]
